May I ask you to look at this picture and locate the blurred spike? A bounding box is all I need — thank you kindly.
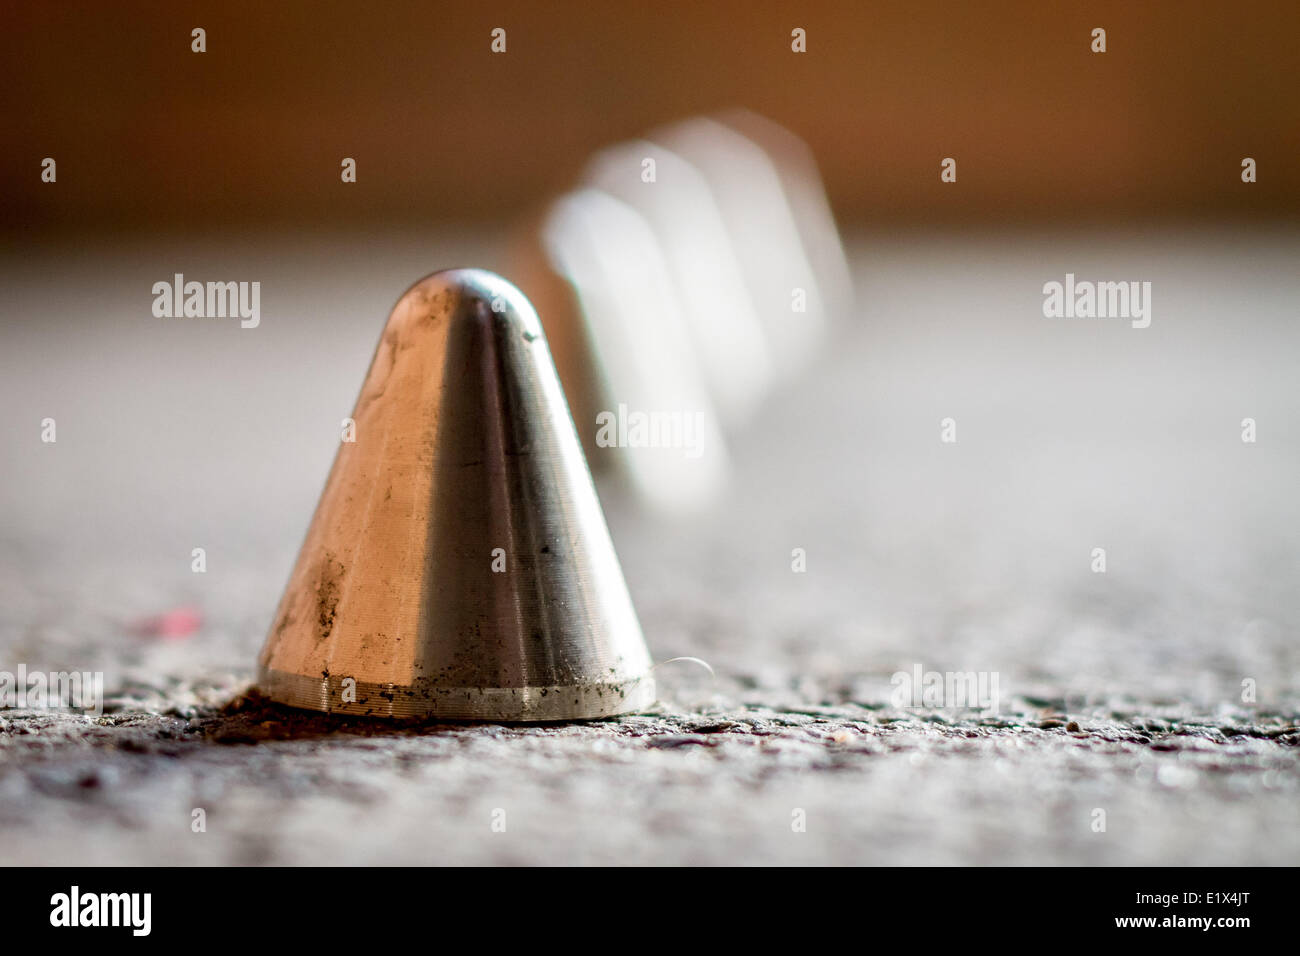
[258,269,655,720]
[583,140,774,424]
[717,110,855,326]
[652,116,825,373]
[532,189,729,510]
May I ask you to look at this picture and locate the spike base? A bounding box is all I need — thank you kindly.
[258,666,655,722]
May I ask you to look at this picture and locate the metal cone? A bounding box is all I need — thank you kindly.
[717,110,854,328]
[511,190,730,512]
[257,269,655,721]
[583,140,774,424]
[652,116,826,375]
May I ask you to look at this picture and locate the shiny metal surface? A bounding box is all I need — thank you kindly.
[257,269,655,720]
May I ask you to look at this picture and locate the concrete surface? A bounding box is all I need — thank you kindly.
[1,228,1297,865]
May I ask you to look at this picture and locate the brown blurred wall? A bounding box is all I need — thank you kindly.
[3,0,1298,235]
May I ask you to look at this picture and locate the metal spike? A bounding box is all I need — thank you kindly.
[513,188,730,511]
[651,116,827,375]
[716,110,855,327]
[257,269,655,721]
[583,140,775,424]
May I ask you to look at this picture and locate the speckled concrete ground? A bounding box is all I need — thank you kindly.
[2,229,1297,865]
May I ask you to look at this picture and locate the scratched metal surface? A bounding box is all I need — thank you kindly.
[0,227,1297,865]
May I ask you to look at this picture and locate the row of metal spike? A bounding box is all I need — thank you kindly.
[510,110,854,512]
[257,117,852,719]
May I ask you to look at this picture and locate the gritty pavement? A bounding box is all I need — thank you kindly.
[1,229,1297,865]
